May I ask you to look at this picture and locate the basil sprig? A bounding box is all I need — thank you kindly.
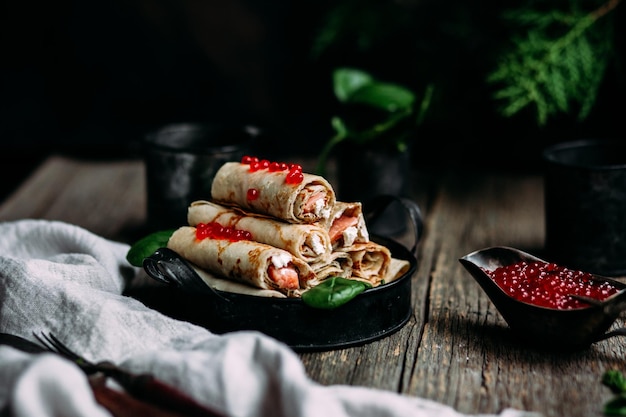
[302,277,372,309]
[126,230,175,267]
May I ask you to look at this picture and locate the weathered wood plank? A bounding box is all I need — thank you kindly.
[3,157,624,417]
[299,169,437,390]
[404,171,624,417]
[0,156,80,221]
[407,171,544,414]
[0,155,146,240]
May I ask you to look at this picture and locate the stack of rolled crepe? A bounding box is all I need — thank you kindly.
[166,160,409,297]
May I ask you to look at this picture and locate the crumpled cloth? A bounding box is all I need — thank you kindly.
[0,219,541,417]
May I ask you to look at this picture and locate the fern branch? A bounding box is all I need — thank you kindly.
[488,0,619,126]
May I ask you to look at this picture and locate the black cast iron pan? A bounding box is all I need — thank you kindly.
[135,195,423,352]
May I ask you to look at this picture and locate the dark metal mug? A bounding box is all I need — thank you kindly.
[144,123,256,231]
[543,139,626,276]
[336,142,412,237]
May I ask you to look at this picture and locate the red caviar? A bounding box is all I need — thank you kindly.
[241,155,258,164]
[269,161,289,172]
[246,188,259,201]
[249,159,270,172]
[196,222,253,242]
[285,167,304,184]
[486,261,620,309]
[240,155,304,186]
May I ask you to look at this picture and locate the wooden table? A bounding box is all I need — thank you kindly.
[1,154,624,417]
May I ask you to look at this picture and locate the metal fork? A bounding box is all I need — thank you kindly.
[35,332,107,373]
[34,332,225,417]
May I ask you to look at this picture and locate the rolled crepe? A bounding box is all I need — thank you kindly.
[386,258,411,284]
[211,162,336,224]
[309,251,353,284]
[190,265,287,298]
[188,200,332,264]
[167,226,317,296]
[322,201,369,249]
[339,241,392,286]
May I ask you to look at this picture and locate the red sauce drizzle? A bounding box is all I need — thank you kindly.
[486,261,620,309]
[195,222,253,242]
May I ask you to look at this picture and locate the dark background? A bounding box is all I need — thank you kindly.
[1,1,624,198]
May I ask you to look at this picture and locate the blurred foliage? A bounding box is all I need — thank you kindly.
[488,0,619,126]
[309,0,623,130]
[315,68,433,174]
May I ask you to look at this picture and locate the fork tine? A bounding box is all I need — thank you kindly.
[33,332,84,362]
[33,332,59,353]
[34,332,224,417]
[32,331,54,351]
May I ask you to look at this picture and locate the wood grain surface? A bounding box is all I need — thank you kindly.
[2,154,624,417]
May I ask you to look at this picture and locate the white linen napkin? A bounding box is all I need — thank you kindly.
[0,219,541,417]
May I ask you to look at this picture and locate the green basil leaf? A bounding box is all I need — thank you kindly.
[126,229,175,267]
[302,277,371,310]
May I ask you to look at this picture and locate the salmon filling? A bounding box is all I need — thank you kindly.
[268,264,300,290]
[303,190,327,214]
[328,215,360,244]
[295,185,332,221]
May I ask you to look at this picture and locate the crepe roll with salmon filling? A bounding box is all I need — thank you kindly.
[188,200,332,264]
[211,160,336,224]
[309,251,353,284]
[168,226,317,296]
[323,201,369,249]
[339,241,392,286]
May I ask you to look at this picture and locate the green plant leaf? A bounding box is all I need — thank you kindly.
[345,108,413,145]
[333,68,373,102]
[604,371,626,394]
[348,83,415,112]
[604,395,626,416]
[487,3,614,126]
[316,66,429,174]
[301,277,371,309]
[126,229,175,267]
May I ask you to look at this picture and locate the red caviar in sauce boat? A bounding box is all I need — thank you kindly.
[196,222,253,242]
[486,261,620,310]
[241,156,304,201]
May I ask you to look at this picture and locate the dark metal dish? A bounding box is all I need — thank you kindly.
[459,246,626,350]
[132,195,422,352]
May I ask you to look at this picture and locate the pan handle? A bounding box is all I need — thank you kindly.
[363,194,424,255]
[143,248,230,301]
